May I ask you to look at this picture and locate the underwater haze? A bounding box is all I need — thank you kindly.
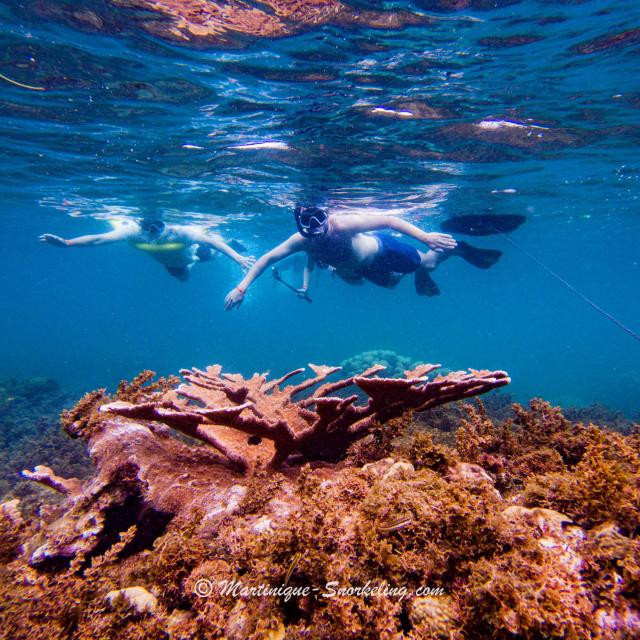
[0,0,639,414]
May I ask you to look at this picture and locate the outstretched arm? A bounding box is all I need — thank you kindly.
[39,222,138,248]
[333,214,456,251]
[299,253,316,296]
[184,228,255,271]
[224,234,306,310]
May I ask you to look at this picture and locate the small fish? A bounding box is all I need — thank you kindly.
[284,552,302,586]
[378,516,413,535]
[182,144,203,150]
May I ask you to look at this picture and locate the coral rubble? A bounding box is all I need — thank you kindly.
[1,362,639,639]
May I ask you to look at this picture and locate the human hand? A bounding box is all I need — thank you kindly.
[224,287,245,310]
[239,255,256,272]
[424,232,457,252]
[296,287,309,299]
[39,234,69,248]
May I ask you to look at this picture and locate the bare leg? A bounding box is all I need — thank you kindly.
[414,249,451,296]
[419,249,451,271]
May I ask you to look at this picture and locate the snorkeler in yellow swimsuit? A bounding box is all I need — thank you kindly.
[39,218,254,281]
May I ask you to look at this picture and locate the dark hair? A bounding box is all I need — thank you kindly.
[141,219,166,234]
[294,205,329,238]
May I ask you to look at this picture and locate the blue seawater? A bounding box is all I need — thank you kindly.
[0,0,638,414]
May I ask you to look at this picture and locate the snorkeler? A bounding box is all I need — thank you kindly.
[224,205,502,309]
[39,218,254,282]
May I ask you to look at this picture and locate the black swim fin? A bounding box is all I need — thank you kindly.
[454,241,502,270]
[415,268,441,296]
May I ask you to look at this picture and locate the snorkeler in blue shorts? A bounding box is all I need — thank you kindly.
[40,218,254,282]
[224,205,501,309]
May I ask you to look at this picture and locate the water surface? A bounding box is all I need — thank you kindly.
[1,0,638,413]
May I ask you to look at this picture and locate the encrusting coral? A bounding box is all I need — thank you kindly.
[340,350,423,379]
[1,361,639,639]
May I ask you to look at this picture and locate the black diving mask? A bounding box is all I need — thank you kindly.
[294,206,328,238]
[141,220,166,236]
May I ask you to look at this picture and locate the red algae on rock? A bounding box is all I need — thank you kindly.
[572,28,640,55]
[478,34,544,49]
[1,362,639,639]
[32,0,431,46]
[434,118,586,151]
[107,0,431,44]
[415,0,519,11]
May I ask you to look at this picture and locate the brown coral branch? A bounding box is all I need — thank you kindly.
[99,400,250,471]
[261,367,306,393]
[299,364,386,407]
[404,363,442,379]
[102,362,509,469]
[21,465,82,496]
[284,364,342,398]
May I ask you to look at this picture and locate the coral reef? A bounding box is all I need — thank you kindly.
[1,363,639,639]
[109,0,428,45]
[100,362,506,471]
[565,402,636,435]
[572,28,640,55]
[340,350,425,380]
[30,0,436,49]
[456,398,640,510]
[415,0,519,11]
[10,362,506,571]
[478,34,544,49]
[356,100,454,121]
[434,118,587,152]
[0,377,92,509]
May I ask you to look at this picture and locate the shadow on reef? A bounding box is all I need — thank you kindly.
[0,361,638,639]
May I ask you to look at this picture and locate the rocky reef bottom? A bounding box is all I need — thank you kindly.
[0,376,92,512]
[0,364,638,639]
